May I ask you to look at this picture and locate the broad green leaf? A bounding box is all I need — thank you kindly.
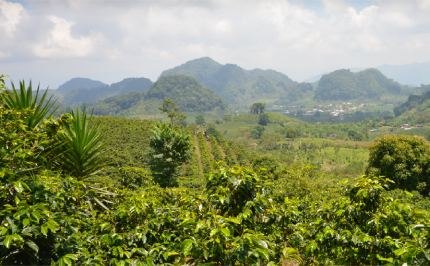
[257,248,270,261]
[181,239,193,257]
[227,217,240,224]
[210,229,219,237]
[376,254,393,262]
[26,240,39,252]
[220,228,230,237]
[23,218,30,227]
[4,235,12,248]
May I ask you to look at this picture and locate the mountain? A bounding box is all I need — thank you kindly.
[159,57,298,106]
[56,78,106,94]
[313,68,403,101]
[376,61,430,86]
[109,77,152,95]
[303,61,430,86]
[94,75,229,118]
[59,77,152,105]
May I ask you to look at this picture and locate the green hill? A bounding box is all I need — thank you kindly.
[160,57,300,106]
[96,75,229,118]
[58,77,152,106]
[393,86,430,122]
[314,68,403,101]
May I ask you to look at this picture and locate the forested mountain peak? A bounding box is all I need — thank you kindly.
[56,77,106,93]
[160,57,297,105]
[144,74,228,112]
[314,68,403,101]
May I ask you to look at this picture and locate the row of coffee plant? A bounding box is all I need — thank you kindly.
[1,77,430,265]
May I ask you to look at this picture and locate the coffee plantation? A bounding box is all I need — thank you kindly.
[1,79,430,265]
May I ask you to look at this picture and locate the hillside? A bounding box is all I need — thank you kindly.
[58,77,152,106]
[98,74,229,118]
[313,69,403,101]
[393,86,430,123]
[160,57,301,106]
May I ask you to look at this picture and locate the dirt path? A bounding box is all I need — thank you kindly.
[218,144,226,158]
[193,135,204,176]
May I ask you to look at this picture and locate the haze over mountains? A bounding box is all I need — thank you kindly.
[48,57,430,119]
[304,61,430,86]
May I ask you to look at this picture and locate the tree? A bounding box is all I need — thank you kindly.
[196,114,205,125]
[366,134,430,194]
[249,125,265,139]
[250,102,266,114]
[207,124,222,139]
[215,118,222,124]
[286,127,298,138]
[147,123,193,187]
[158,98,187,124]
[223,113,232,122]
[258,113,269,126]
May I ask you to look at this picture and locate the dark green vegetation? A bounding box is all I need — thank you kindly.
[119,74,229,119]
[2,76,430,265]
[314,68,403,101]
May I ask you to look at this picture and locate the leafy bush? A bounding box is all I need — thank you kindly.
[366,134,430,194]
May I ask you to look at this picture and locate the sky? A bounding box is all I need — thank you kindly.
[1,0,430,89]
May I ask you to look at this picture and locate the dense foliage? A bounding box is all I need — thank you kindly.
[367,134,430,194]
[2,77,430,265]
[93,91,143,116]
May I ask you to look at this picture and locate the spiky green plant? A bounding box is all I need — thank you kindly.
[0,80,58,128]
[58,108,108,180]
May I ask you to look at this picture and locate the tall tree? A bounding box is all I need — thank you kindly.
[196,114,205,125]
[158,98,187,124]
[250,102,266,114]
[147,123,193,187]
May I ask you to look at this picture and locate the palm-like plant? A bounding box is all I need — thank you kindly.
[58,108,108,180]
[0,80,58,128]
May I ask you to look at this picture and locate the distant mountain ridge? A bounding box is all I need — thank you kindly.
[53,77,152,106]
[93,74,229,118]
[303,61,430,86]
[160,57,299,106]
[56,78,106,93]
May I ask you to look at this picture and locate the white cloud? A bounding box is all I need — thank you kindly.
[33,15,105,59]
[1,0,430,85]
[0,0,24,36]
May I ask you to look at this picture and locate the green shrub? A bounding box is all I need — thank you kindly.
[366,134,430,194]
